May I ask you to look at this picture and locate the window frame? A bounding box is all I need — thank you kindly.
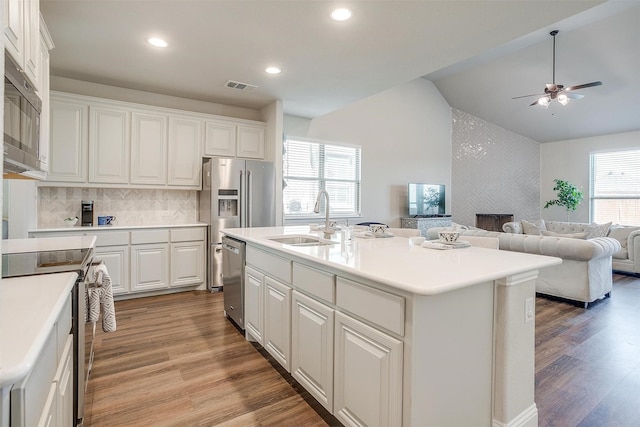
[589,148,640,226]
[282,137,362,220]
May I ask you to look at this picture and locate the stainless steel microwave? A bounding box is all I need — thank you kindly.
[4,51,42,174]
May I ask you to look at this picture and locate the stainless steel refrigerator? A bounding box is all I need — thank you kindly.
[198,158,275,292]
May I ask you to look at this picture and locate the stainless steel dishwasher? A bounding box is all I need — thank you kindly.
[222,236,245,329]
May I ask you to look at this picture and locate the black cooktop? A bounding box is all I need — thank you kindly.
[1,248,93,278]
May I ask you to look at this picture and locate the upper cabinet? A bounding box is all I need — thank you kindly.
[38,14,54,173]
[4,0,41,91]
[44,92,267,189]
[204,119,265,159]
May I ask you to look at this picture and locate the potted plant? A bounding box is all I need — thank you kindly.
[544,179,584,221]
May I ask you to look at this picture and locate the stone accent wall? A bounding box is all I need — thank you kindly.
[451,109,540,228]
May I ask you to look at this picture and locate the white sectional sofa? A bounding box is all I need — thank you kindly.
[503,220,640,276]
[427,222,621,307]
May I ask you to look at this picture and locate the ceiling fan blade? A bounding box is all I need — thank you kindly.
[529,100,540,106]
[512,93,545,99]
[564,92,585,100]
[564,81,602,91]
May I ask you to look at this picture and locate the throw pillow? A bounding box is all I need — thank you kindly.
[522,219,546,235]
[541,230,588,239]
[587,222,612,238]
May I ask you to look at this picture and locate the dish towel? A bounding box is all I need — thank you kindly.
[86,263,117,332]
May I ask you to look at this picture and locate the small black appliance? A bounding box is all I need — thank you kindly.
[81,200,94,226]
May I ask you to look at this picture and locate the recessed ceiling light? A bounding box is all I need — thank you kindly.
[265,67,282,74]
[148,37,168,48]
[331,8,352,21]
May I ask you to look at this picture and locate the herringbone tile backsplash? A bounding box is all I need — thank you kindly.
[452,109,540,227]
[38,187,198,227]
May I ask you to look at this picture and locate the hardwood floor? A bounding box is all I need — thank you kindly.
[85,274,640,426]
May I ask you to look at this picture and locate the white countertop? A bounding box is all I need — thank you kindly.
[0,272,78,387]
[30,222,207,233]
[2,235,97,254]
[223,226,562,296]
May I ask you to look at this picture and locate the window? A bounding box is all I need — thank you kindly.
[590,149,640,225]
[283,138,361,218]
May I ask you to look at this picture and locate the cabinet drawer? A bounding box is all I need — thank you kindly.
[56,295,72,361]
[131,229,169,244]
[93,231,129,246]
[246,245,291,284]
[293,263,335,304]
[336,278,405,336]
[171,227,205,242]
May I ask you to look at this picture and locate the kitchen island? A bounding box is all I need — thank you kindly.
[223,226,562,427]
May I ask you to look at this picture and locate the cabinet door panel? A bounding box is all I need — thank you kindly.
[89,106,130,183]
[95,245,130,295]
[4,0,24,65]
[291,291,334,411]
[131,112,167,185]
[48,100,88,182]
[236,125,265,159]
[244,265,264,344]
[204,120,236,157]
[130,244,169,292]
[264,276,291,371]
[23,0,40,88]
[168,116,201,187]
[334,312,403,427]
[170,241,205,287]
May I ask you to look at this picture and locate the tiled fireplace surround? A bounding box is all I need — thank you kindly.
[38,187,198,228]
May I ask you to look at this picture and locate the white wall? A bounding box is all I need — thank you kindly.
[284,78,451,227]
[540,130,640,223]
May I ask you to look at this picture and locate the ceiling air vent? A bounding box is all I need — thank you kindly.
[225,80,258,91]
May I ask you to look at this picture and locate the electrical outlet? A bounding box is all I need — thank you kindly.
[525,297,534,323]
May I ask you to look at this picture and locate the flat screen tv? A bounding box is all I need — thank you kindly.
[408,183,445,216]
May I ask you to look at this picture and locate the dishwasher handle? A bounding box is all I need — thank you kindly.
[222,242,240,254]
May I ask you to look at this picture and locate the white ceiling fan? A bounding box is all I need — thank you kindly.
[513,30,602,107]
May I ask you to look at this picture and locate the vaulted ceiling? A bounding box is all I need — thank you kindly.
[41,0,640,143]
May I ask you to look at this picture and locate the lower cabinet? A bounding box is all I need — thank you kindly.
[244,265,264,345]
[170,241,205,288]
[334,311,403,427]
[94,245,130,294]
[263,276,291,372]
[53,336,74,427]
[291,290,334,412]
[130,243,169,292]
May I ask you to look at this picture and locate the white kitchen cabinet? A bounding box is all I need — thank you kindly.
[334,311,403,427]
[263,276,291,371]
[291,290,334,412]
[236,124,265,159]
[204,119,236,157]
[4,0,40,90]
[167,115,202,187]
[89,104,131,184]
[94,245,130,295]
[203,119,266,159]
[37,16,53,173]
[53,335,73,427]
[244,265,264,345]
[130,111,167,185]
[130,243,169,292]
[47,97,88,182]
[170,241,205,288]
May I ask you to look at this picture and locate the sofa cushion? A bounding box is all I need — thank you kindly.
[522,219,546,235]
[608,226,637,260]
[587,222,612,239]
[541,230,588,239]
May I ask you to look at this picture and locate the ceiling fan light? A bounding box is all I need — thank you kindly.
[537,97,550,107]
[558,94,569,105]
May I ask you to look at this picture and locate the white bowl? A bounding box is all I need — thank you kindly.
[410,236,426,245]
[64,217,78,227]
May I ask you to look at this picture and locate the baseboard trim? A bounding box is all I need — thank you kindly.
[493,404,538,427]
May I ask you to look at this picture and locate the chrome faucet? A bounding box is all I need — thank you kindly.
[314,190,334,237]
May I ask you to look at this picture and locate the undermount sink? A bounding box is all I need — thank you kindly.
[268,235,335,247]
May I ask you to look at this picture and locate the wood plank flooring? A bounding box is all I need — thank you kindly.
[85,274,640,426]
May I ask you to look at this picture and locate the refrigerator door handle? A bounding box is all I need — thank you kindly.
[247,169,252,227]
[239,169,245,227]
